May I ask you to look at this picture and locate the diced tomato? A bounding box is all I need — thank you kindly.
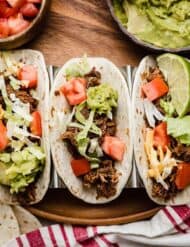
[8,13,30,35]
[27,0,41,3]
[102,136,125,161]
[0,19,10,38]
[30,111,42,137]
[0,2,18,18]
[20,3,39,18]
[7,0,26,8]
[142,77,169,101]
[153,122,170,150]
[0,121,8,151]
[75,78,86,87]
[18,64,38,88]
[71,159,90,177]
[66,92,86,105]
[60,78,87,105]
[175,163,190,190]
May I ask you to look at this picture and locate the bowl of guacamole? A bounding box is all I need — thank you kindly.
[107,0,190,52]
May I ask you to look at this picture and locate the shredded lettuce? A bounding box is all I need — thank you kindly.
[2,52,21,76]
[9,76,21,90]
[88,138,103,157]
[160,98,175,117]
[166,116,190,145]
[75,110,99,162]
[0,153,11,163]
[25,146,45,160]
[76,110,95,142]
[10,140,25,152]
[90,163,99,169]
[0,162,10,186]
[0,146,45,193]
[65,55,90,80]
[75,103,102,136]
[5,112,29,127]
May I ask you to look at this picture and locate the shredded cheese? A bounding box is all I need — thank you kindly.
[144,129,177,190]
[0,105,4,119]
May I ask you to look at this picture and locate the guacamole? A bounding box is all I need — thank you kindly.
[87,83,118,115]
[113,0,190,48]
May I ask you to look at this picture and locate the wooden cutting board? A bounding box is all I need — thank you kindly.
[26,0,147,67]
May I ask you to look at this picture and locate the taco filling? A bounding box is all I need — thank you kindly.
[0,53,45,201]
[141,54,190,201]
[58,60,125,199]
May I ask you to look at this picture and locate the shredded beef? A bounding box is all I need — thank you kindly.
[95,114,116,139]
[83,162,119,198]
[81,106,90,119]
[17,183,36,205]
[152,167,178,200]
[6,84,38,113]
[143,67,164,82]
[79,106,116,138]
[61,127,79,147]
[170,137,190,162]
[85,67,101,88]
[0,95,5,109]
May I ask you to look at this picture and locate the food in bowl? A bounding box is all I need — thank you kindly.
[112,0,190,49]
[50,57,132,204]
[0,0,42,38]
[133,53,190,205]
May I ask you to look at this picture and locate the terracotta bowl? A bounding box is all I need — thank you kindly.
[0,0,51,50]
[107,0,190,53]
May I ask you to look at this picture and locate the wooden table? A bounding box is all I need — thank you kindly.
[26,0,147,67]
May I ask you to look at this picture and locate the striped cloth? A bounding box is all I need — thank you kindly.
[4,205,190,247]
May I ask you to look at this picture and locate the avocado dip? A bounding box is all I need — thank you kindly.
[113,0,190,49]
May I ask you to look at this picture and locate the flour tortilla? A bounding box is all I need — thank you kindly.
[0,203,19,246]
[132,55,190,205]
[12,206,41,234]
[0,204,41,246]
[0,50,50,205]
[50,57,132,204]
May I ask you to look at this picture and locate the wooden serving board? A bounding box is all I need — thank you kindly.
[25,0,160,225]
[27,189,161,225]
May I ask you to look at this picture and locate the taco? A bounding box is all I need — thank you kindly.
[50,57,132,203]
[133,53,190,205]
[0,203,41,246]
[0,50,50,205]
